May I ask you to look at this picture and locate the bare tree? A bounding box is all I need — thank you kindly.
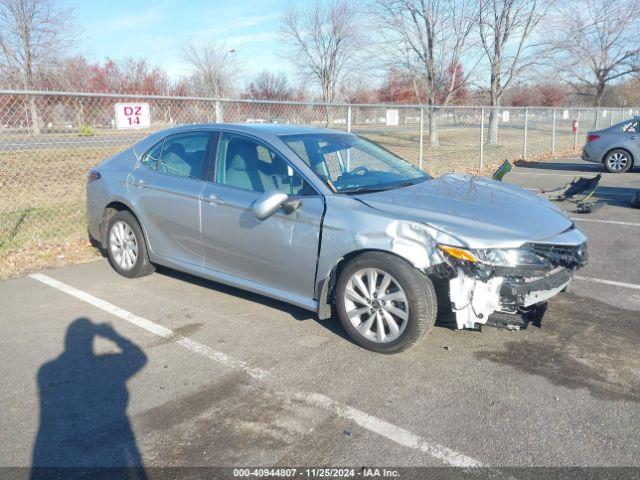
[280,0,362,105]
[246,71,293,100]
[553,0,640,107]
[0,0,76,133]
[180,40,240,98]
[479,0,550,144]
[373,0,481,146]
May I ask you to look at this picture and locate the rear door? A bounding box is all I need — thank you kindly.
[127,131,216,266]
[623,118,640,160]
[200,132,323,304]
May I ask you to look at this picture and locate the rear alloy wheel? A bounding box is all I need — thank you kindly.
[106,210,154,278]
[335,252,436,353]
[604,149,632,173]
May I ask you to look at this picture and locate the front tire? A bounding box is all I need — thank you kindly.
[335,252,437,353]
[106,210,154,278]
[604,149,632,173]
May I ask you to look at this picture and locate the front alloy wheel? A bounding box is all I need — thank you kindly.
[344,268,409,343]
[335,252,437,353]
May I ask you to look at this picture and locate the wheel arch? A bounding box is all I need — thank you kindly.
[316,248,432,320]
[99,199,150,252]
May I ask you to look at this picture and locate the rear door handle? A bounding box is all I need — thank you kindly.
[202,193,224,205]
[629,136,637,140]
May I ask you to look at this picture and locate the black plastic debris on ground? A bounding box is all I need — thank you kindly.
[541,174,603,214]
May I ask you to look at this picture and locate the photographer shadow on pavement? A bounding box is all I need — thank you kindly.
[31,318,147,480]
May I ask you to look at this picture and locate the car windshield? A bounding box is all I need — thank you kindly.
[279,133,429,193]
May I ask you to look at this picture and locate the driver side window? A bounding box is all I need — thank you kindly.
[215,133,316,195]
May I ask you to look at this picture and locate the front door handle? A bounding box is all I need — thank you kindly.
[202,193,224,205]
[132,179,146,188]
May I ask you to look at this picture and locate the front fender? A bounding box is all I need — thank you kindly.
[314,196,460,316]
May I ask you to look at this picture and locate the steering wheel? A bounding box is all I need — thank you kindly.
[351,166,370,176]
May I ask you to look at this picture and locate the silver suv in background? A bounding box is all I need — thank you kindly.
[582,117,640,173]
[87,124,588,353]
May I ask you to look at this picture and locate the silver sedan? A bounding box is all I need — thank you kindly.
[87,124,587,353]
[582,117,640,173]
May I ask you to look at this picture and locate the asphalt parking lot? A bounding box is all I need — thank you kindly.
[1,156,639,476]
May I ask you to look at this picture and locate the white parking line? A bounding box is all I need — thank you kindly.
[575,275,640,291]
[29,272,482,468]
[300,392,481,467]
[29,273,269,380]
[572,217,640,227]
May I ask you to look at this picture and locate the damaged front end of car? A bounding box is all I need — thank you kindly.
[432,229,588,330]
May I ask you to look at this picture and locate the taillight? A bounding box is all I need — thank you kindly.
[586,134,599,142]
[87,169,101,183]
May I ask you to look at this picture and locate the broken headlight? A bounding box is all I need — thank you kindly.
[438,245,552,276]
[474,248,552,270]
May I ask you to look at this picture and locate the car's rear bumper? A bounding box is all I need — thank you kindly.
[582,145,600,163]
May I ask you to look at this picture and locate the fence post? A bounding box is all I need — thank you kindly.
[215,100,223,123]
[23,100,30,135]
[480,107,484,170]
[551,108,556,156]
[347,104,352,133]
[523,108,528,159]
[574,110,581,150]
[419,107,424,170]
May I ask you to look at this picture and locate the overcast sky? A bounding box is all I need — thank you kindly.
[69,0,300,82]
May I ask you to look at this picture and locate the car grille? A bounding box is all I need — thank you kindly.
[530,242,588,268]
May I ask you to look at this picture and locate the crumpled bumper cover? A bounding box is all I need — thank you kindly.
[449,267,573,330]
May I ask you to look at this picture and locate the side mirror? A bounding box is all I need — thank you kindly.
[252,191,289,220]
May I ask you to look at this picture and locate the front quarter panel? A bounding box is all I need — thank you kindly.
[316,195,454,296]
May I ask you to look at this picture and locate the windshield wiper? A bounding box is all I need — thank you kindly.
[339,179,425,195]
[340,186,390,194]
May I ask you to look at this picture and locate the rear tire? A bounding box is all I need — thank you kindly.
[603,149,632,173]
[106,210,154,278]
[335,252,437,353]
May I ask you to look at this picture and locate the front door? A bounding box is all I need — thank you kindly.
[127,131,215,266]
[200,132,323,304]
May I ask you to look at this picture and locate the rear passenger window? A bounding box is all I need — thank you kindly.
[158,132,210,180]
[141,140,163,170]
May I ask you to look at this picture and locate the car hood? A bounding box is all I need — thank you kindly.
[355,174,574,249]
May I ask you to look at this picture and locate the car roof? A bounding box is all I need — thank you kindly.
[159,123,350,137]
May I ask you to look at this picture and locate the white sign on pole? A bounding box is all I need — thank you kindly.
[114,103,151,129]
[562,109,569,120]
[502,110,510,122]
[386,109,399,126]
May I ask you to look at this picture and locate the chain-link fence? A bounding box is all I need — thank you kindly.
[1,89,638,277]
